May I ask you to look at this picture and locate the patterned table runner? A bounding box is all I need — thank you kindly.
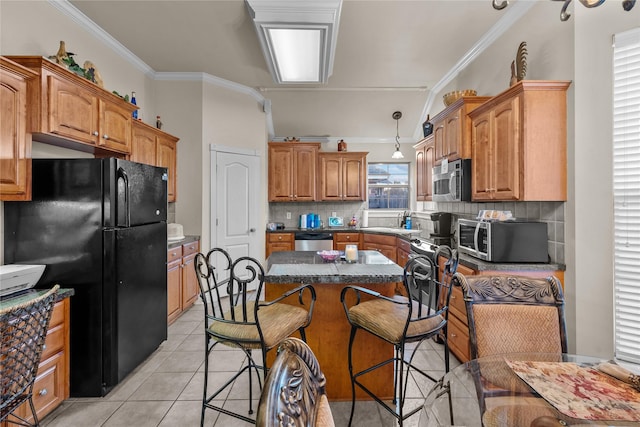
[506,360,640,422]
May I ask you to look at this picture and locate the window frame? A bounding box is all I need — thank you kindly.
[367,161,410,210]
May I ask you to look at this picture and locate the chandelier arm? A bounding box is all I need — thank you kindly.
[560,0,572,21]
[492,0,509,10]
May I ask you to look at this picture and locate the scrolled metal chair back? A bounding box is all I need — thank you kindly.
[194,248,233,322]
[0,285,59,425]
[228,256,266,323]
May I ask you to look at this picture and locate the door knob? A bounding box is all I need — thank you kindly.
[249,228,256,232]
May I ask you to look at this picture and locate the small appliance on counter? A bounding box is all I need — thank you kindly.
[300,213,321,229]
[267,222,285,231]
[429,212,452,247]
[167,223,185,241]
[458,218,549,263]
[328,217,344,227]
[0,264,46,297]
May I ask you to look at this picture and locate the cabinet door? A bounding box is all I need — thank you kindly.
[416,145,426,201]
[268,145,293,201]
[292,145,317,201]
[444,107,463,161]
[492,96,520,200]
[0,66,31,201]
[433,121,445,162]
[130,124,157,165]
[342,154,366,200]
[157,136,177,202]
[471,112,492,201]
[47,74,99,145]
[98,98,132,153]
[318,154,342,200]
[167,259,182,325]
[181,253,199,309]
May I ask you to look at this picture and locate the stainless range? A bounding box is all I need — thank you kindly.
[409,237,437,260]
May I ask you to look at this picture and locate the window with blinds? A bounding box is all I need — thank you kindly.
[613,27,640,366]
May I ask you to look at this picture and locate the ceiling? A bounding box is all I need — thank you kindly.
[69,0,515,143]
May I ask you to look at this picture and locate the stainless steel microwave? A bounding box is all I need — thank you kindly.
[457,218,549,263]
[432,159,471,202]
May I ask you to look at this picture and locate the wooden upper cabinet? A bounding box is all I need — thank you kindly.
[99,98,132,153]
[469,80,571,201]
[7,56,136,155]
[430,96,491,165]
[318,152,367,201]
[268,142,320,202]
[414,136,435,201]
[130,120,179,202]
[0,57,37,201]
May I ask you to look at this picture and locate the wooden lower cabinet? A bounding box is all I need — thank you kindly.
[362,233,397,262]
[266,232,294,258]
[438,257,564,363]
[3,297,71,425]
[167,239,200,325]
[333,232,361,251]
[395,238,411,296]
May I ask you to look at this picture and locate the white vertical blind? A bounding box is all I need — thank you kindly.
[613,27,640,365]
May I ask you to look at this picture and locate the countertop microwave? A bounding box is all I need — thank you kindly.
[457,218,549,263]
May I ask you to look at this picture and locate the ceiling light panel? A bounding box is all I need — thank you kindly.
[246,0,342,84]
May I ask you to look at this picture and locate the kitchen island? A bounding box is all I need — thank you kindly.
[264,250,404,401]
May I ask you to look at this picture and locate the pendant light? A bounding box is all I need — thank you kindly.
[391,111,404,159]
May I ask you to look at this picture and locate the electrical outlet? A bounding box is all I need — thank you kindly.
[286,212,291,219]
[332,211,337,217]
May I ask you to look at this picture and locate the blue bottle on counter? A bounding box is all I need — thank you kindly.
[308,213,315,229]
[405,216,412,230]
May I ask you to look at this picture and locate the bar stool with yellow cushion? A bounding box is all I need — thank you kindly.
[194,249,316,425]
[341,249,458,426]
[455,274,567,426]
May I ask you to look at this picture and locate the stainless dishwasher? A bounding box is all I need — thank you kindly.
[294,232,334,251]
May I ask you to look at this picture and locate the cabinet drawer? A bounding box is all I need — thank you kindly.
[31,351,65,422]
[268,233,293,243]
[182,241,199,257]
[167,246,182,263]
[396,238,410,253]
[334,232,360,243]
[448,285,467,326]
[363,233,396,246]
[41,323,65,361]
[447,316,470,362]
[49,301,65,328]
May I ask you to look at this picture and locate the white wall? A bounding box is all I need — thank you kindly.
[572,2,638,358]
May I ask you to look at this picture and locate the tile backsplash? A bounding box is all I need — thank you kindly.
[269,200,565,265]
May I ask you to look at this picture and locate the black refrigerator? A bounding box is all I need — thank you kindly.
[4,158,168,397]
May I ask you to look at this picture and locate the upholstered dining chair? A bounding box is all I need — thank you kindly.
[194,248,316,425]
[340,248,459,426]
[1,285,59,427]
[256,337,334,427]
[454,274,567,426]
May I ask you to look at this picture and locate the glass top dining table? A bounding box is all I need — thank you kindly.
[422,353,640,427]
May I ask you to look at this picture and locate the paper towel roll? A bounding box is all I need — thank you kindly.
[362,210,369,228]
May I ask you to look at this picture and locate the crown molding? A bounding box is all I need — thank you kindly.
[48,0,155,76]
[412,0,535,140]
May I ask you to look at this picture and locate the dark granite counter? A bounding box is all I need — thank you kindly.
[266,227,423,238]
[264,250,404,284]
[458,253,566,272]
[0,287,74,310]
[167,235,200,249]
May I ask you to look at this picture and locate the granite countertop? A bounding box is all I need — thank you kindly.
[458,254,566,272]
[0,287,74,310]
[264,250,404,284]
[167,235,200,249]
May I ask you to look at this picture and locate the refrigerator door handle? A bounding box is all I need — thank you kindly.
[117,167,131,228]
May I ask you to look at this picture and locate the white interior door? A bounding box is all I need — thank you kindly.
[210,146,260,292]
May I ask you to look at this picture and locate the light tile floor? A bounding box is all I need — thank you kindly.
[41,300,462,427]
